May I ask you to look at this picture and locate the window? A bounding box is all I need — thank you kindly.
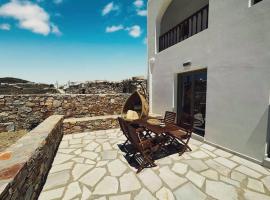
[159,5,209,52]
[250,0,263,6]
[254,0,263,4]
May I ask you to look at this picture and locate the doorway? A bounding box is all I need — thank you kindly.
[177,69,207,137]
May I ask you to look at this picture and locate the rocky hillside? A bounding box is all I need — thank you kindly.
[0,77,29,84]
[0,77,59,95]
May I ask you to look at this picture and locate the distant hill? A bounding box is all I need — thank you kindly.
[0,77,59,95]
[0,77,30,84]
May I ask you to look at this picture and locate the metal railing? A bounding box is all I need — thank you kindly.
[159,5,209,52]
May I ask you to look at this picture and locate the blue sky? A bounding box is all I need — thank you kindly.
[0,0,147,84]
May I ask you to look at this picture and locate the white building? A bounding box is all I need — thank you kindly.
[147,0,270,166]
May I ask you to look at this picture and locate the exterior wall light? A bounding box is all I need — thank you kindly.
[149,57,156,74]
[183,60,192,67]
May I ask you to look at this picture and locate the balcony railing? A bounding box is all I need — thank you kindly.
[159,5,209,52]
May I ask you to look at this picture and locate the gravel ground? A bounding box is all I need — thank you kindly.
[0,130,27,151]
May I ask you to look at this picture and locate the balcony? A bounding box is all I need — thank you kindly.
[159,5,209,52]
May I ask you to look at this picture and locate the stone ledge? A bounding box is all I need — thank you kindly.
[0,115,64,200]
[63,115,120,135]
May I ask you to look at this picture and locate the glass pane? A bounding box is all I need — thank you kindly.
[193,72,207,136]
[181,75,192,115]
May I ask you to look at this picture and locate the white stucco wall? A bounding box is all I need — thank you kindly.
[148,0,270,163]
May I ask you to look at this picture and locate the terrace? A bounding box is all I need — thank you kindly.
[1,91,270,200]
[0,81,269,200]
[38,128,270,200]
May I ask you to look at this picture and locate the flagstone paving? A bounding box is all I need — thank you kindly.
[39,129,270,200]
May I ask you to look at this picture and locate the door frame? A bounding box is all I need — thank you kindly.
[177,68,208,135]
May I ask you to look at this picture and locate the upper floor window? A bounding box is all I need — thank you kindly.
[251,0,263,6]
[159,4,209,52]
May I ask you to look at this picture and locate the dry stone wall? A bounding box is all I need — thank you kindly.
[0,94,129,130]
[0,115,64,200]
[65,78,147,95]
[63,115,119,134]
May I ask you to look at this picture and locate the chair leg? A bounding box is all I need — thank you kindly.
[137,167,144,174]
[178,138,192,152]
[136,157,148,174]
[186,144,192,151]
[184,136,192,151]
[143,152,156,167]
[171,136,192,155]
[136,153,156,173]
[124,139,129,146]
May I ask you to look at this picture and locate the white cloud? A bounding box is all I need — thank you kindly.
[105,24,143,38]
[134,0,147,17]
[106,25,123,33]
[102,2,119,16]
[51,23,62,36]
[134,0,144,8]
[126,25,142,38]
[0,23,11,31]
[0,1,61,36]
[137,9,147,16]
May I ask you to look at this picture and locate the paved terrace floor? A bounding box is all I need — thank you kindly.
[39,129,270,200]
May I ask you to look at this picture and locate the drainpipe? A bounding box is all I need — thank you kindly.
[148,57,155,114]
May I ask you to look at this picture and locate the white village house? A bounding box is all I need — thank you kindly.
[147,0,270,167]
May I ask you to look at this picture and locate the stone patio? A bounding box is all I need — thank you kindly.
[39,129,270,200]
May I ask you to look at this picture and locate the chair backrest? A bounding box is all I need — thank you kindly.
[118,117,131,141]
[126,124,142,150]
[164,111,176,124]
[179,113,194,133]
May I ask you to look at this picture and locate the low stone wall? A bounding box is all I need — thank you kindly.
[0,115,64,200]
[0,94,129,130]
[63,115,120,134]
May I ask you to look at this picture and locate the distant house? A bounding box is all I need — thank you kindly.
[147,0,270,166]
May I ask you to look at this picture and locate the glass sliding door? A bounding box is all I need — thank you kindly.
[177,69,207,136]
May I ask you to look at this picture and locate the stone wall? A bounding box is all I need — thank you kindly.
[0,115,64,200]
[63,115,119,135]
[64,78,147,95]
[0,94,129,130]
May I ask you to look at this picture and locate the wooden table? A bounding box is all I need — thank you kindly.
[131,118,188,155]
[131,118,181,136]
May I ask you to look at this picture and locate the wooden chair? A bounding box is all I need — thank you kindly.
[126,124,160,173]
[168,113,194,155]
[119,117,148,141]
[163,111,176,124]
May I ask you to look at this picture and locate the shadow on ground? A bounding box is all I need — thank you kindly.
[118,141,186,171]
